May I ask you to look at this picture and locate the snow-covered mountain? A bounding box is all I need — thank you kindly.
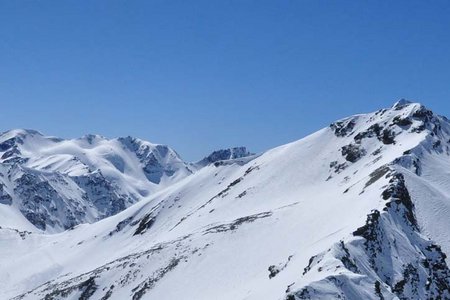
[2,100,450,299]
[0,131,192,232]
[192,146,255,168]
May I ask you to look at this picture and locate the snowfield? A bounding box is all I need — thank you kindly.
[1,100,450,299]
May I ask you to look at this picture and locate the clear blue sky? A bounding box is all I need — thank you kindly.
[1,1,450,160]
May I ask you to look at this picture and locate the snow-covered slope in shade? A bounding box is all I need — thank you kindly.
[2,100,450,299]
[0,131,192,232]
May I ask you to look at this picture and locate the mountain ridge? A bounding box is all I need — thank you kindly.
[2,100,450,299]
[0,130,254,232]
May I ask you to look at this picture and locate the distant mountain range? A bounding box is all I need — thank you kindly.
[2,100,450,299]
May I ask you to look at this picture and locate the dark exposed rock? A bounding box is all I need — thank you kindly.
[268,255,294,279]
[268,265,280,279]
[392,264,419,299]
[79,277,98,300]
[433,140,442,150]
[411,124,426,133]
[374,281,384,300]
[354,124,382,143]
[372,147,382,156]
[133,214,155,236]
[303,255,321,275]
[330,161,347,174]
[141,153,173,183]
[42,277,98,300]
[100,285,114,300]
[339,241,359,273]
[382,173,417,229]
[412,106,433,121]
[14,172,80,230]
[73,172,131,218]
[365,166,390,189]
[12,167,133,231]
[381,129,396,145]
[289,287,311,300]
[335,163,347,173]
[204,211,272,234]
[244,165,260,175]
[237,191,247,198]
[0,137,21,152]
[109,217,134,236]
[286,294,297,300]
[421,244,450,297]
[330,119,356,137]
[1,147,21,160]
[353,210,381,241]
[341,144,366,163]
[0,183,12,205]
[392,116,412,127]
[354,124,396,145]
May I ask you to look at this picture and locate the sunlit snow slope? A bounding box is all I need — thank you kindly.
[2,100,450,300]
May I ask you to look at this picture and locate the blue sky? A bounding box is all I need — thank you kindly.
[1,1,450,160]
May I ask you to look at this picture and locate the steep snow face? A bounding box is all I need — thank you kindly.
[0,131,191,232]
[2,101,450,300]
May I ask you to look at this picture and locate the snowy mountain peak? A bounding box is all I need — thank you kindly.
[328,101,445,180]
[0,131,193,232]
[0,128,43,139]
[330,101,438,141]
[194,146,254,167]
[392,98,414,109]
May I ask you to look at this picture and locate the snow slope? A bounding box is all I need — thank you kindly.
[2,100,450,299]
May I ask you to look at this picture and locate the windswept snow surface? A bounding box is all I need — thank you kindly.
[2,101,450,299]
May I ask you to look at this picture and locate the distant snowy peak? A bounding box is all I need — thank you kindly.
[0,129,61,162]
[0,128,43,139]
[0,131,192,232]
[194,146,254,167]
[117,136,192,184]
[0,130,190,178]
